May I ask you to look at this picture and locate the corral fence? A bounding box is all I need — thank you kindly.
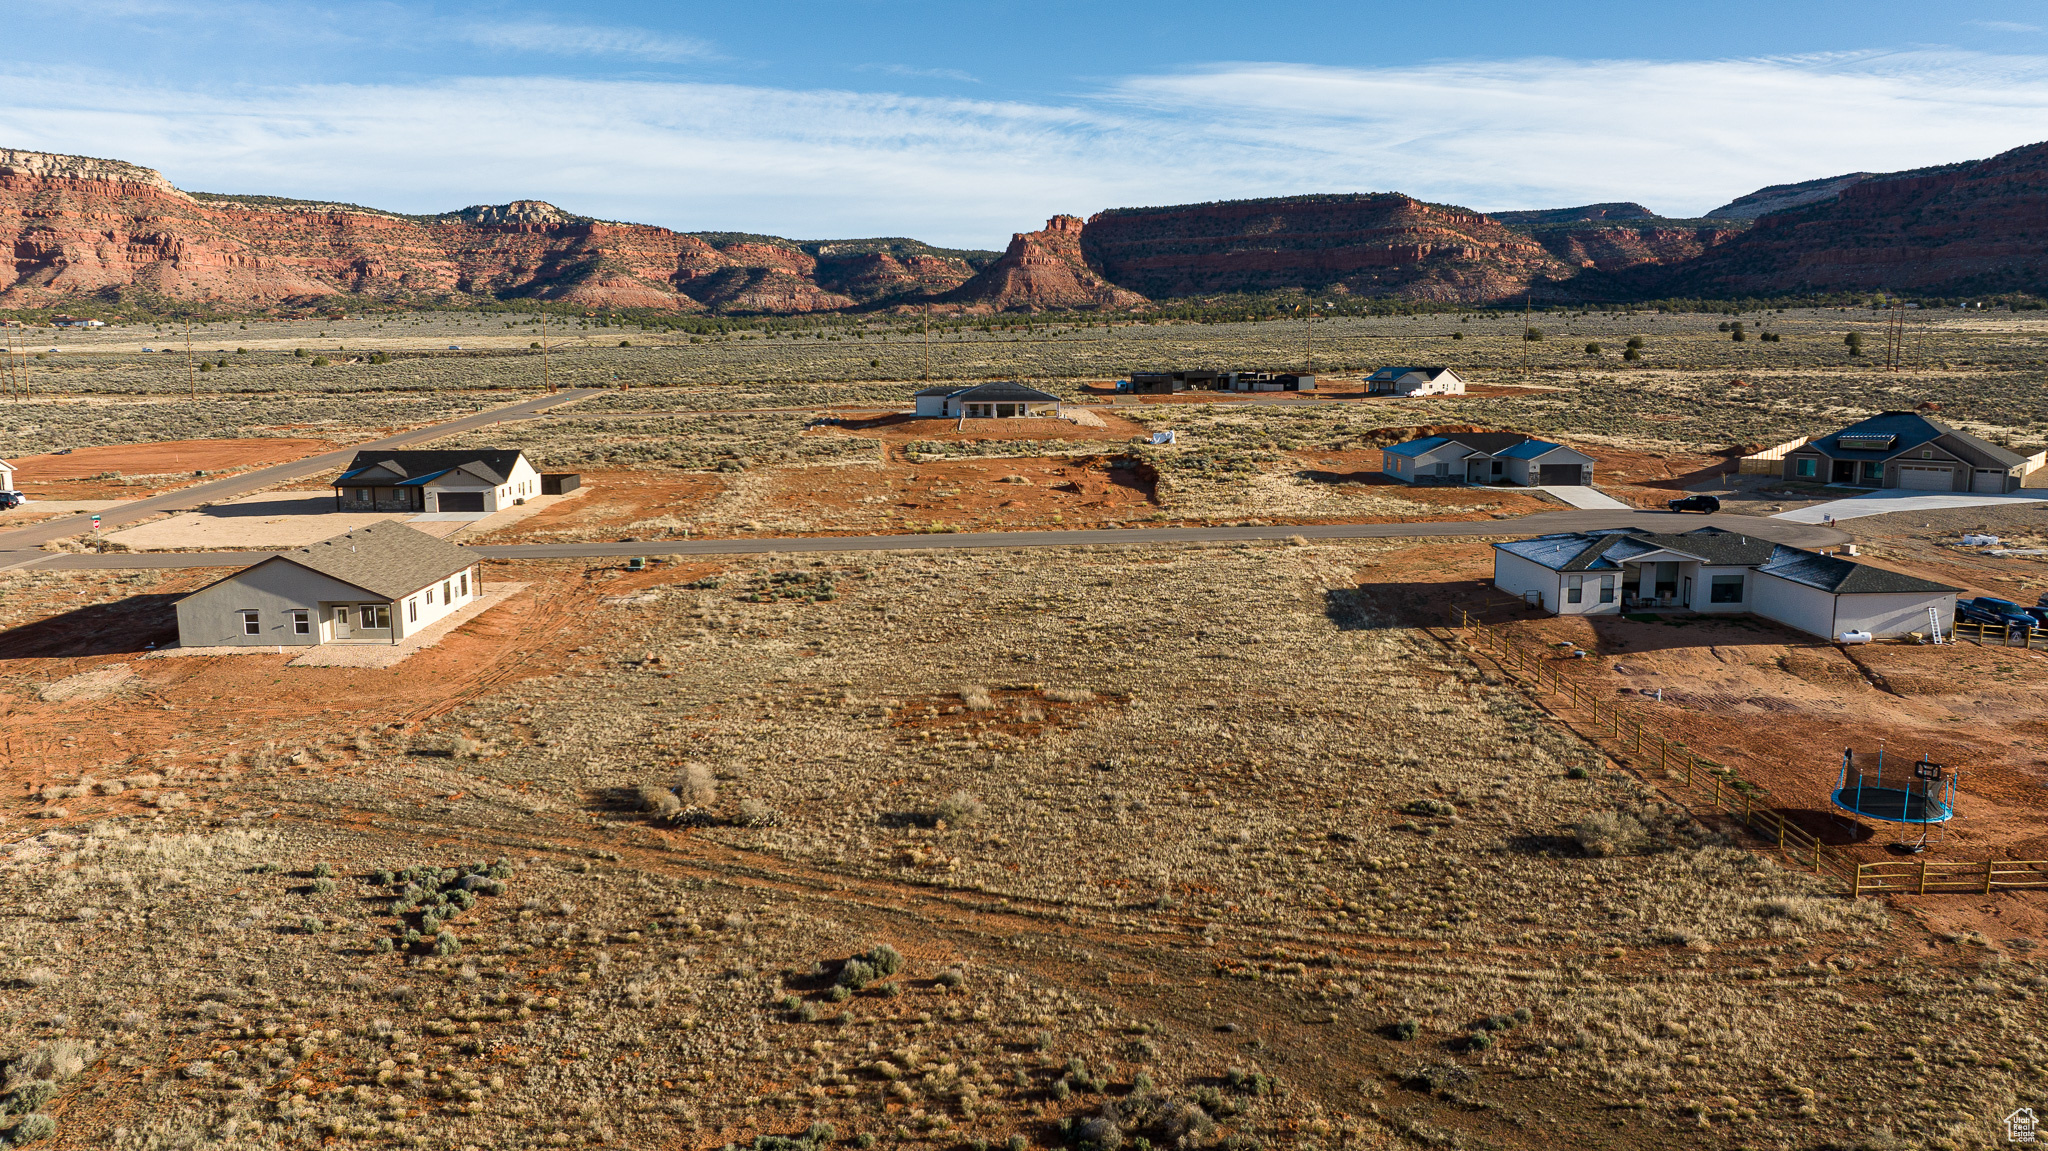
[1443,607,2048,899]
[1736,435,1810,475]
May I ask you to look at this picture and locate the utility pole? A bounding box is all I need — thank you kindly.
[1305,306,1314,375]
[1521,293,1532,378]
[923,304,932,384]
[185,318,196,401]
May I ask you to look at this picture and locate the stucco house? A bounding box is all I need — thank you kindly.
[1365,366,1466,396]
[1491,526,1957,639]
[0,458,15,491]
[331,449,541,514]
[175,522,482,648]
[913,381,1062,418]
[1382,431,1595,486]
[1781,411,2033,493]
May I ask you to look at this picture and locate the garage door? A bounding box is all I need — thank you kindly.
[1973,470,2007,494]
[437,491,486,512]
[1898,465,1953,491]
[1538,464,1583,486]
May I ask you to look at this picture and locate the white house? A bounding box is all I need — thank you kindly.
[175,521,482,648]
[1381,432,1595,486]
[0,458,15,491]
[1365,366,1465,396]
[912,381,1062,419]
[331,449,541,515]
[1490,527,1957,639]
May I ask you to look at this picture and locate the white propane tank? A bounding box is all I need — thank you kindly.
[1838,630,1874,644]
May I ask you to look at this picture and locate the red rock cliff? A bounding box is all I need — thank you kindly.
[945,215,1145,312]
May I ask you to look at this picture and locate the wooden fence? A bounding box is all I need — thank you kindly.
[1952,619,2047,649]
[1736,435,1811,475]
[1447,610,2048,899]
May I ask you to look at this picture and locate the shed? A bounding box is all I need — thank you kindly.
[541,473,581,495]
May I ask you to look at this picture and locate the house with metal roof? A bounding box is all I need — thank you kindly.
[1491,526,1957,639]
[1365,366,1465,396]
[330,449,543,515]
[175,521,483,648]
[1780,411,2033,493]
[912,381,1062,419]
[1381,431,1595,487]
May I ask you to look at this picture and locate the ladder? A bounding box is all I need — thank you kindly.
[1927,606,1946,645]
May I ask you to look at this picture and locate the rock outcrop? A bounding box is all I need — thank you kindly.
[946,216,1145,312]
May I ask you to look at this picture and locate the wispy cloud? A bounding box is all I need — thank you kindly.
[1,51,2046,246]
[857,64,980,83]
[1970,20,2041,34]
[460,21,714,63]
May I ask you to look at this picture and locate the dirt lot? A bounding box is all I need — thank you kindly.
[8,438,336,499]
[820,412,1153,445]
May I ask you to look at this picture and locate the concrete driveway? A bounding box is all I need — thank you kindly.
[1537,486,1634,510]
[1772,490,2048,523]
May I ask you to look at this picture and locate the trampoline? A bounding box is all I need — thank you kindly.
[1830,745,1956,852]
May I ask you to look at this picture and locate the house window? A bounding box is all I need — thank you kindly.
[241,611,260,635]
[1862,462,1883,481]
[1598,575,1615,604]
[361,604,390,629]
[1566,575,1584,605]
[1795,458,1817,478]
[459,572,469,596]
[426,585,434,605]
[1921,450,1933,459]
[408,598,418,623]
[442,579,453,602]
[290,610,310,635]
[355,488,370,501]
[1710,575,1745,604]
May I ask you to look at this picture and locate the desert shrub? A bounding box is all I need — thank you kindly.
[676,762,718,806]
[1574,811,1644,857]
[636,784,681,817]
[1465,1029,1495,1051]
[1388,1019,1419,1041]
[1,1081,55,1114]
[7,1113,55,1144]
[1045,687,1094,703]
[1584,342,1602,354]
[1073,1116,1121,1151]
[827,984,850,1003]
[736,798,777,827]
[959,685,996,711]
[373,937,394,954]
[312,861,332,878]
[866,944,902,976]
[838,960,875,991]
[807,1122,837,1144]
[1523,327,1543,342]
[433,931,461,957]
[311,878,336,894]
[1566,765,1590,779]
[1401,799,1454,818]
[933,791,985,826]
[310,356,330,367]
[935,966,966,989]
[1008,1137,1029,1151]
[300,917,324,934]
[449,736,482,759]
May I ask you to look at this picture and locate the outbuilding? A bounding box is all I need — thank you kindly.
[331,449,542,515]
[175,522,483,648]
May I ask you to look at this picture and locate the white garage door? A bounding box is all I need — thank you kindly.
[1973,470,2007,494]
[1898,465,1953,491]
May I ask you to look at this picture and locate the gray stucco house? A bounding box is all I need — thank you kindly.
[176,522,482,648]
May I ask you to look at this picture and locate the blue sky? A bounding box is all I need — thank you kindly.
[4,1,2048,246]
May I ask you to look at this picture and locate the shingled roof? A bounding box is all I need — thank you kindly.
[334,449,529,487]
[273,521,479,600]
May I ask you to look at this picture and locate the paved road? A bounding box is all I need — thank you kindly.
[1772,489,2048,524]
[0,388,601,559]
[13,510,1850,571]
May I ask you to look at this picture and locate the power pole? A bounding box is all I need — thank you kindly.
[1305,307,1314,374]
[1884,296,1905,372]
[541,308,553,393]
[185,318,196,401]
[923,304,932,384]
[1521,293,1531,378]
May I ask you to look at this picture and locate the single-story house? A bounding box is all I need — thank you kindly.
[0,458,14,491]
[175,521,483,648]
[1782,410,2033,493]
[331,449,542,514]
[913,381,1062,419]
[1228,372,1315,393]
[1491,526,1958,639]
[1124,371,1314,394]
[1366,366,1466,396]
[1382,431,1595,486]
[51,316,104,328]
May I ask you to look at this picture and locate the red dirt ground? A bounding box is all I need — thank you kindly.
[9,438,337,498]
[815,412,1151,443]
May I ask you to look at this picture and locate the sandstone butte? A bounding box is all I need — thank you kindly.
[0,149,978,314]
[4,137,2048,315]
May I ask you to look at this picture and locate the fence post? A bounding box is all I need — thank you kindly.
[1918,858,1929,896]
[1985,861,1997,896]
[1852,864,1863,900]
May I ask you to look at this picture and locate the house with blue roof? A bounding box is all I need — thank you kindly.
[1492,526,1957,639]
[1381,430,1594,487]
[330,449,543,515]
[1780,411,2036,493]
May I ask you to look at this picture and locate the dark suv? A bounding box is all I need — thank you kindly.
[0,492,22,511]
[1960,597,2037,629]
[1667,494,1721,514]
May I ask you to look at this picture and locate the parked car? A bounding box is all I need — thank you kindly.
[0,492,21,511]
[1960,597,2038,629]
[1667,494,1721,513]
[2024,605,2048,629]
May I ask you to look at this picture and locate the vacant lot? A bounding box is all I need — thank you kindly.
[0,540,2042,1150]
